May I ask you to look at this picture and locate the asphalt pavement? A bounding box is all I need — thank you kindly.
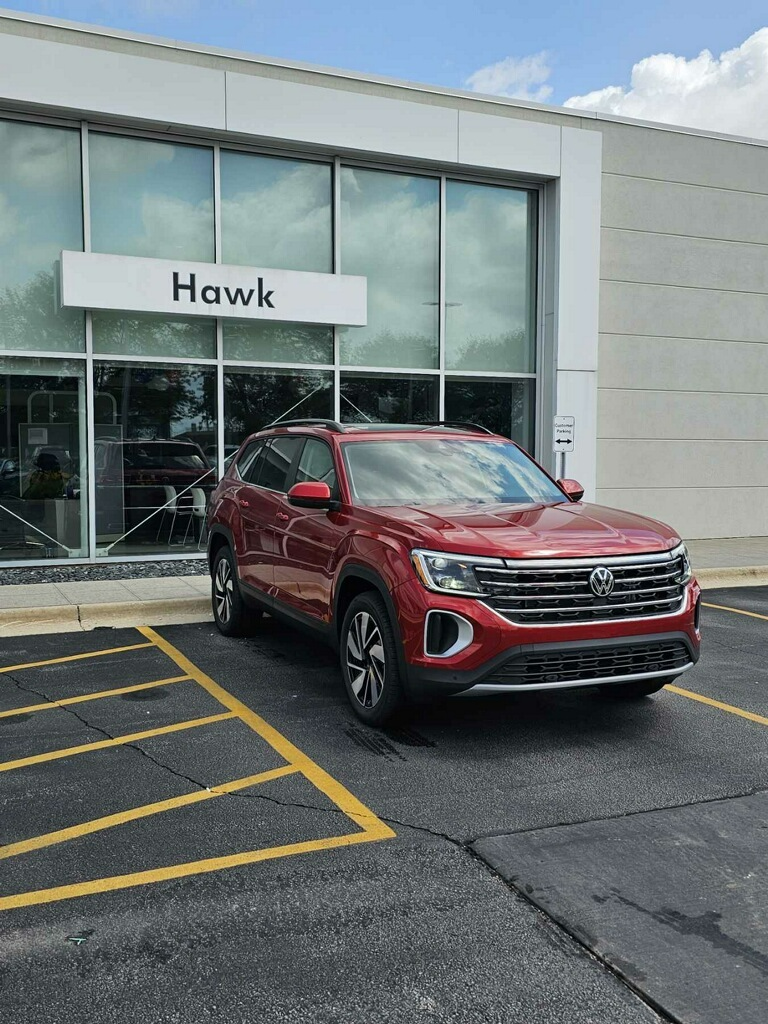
[1,587,767,1023]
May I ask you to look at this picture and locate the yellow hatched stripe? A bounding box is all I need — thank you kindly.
[0,675,191,719]
[0,642,154,674]
[0,712,236,774]
[0,764,299,860]
[0,831,384,911]
[141,626,396,838]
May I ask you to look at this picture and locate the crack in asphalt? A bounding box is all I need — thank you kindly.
[1,672,471,839]
[470,784,768,843]
[3,671,210,795]
[3,670,680,1021]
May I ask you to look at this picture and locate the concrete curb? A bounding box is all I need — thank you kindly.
[697,566,768,590]
[0,596,211,636]
[0,567,764,635]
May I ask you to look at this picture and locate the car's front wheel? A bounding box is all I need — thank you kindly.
[600,676,675,699]
[211,546,261,637]
[340,592,405,726]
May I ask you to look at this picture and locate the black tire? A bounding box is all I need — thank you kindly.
[599,676,675,699]
[211,546,261,637]
[340,591,405,727]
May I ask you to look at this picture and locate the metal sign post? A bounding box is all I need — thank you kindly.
[553,415,575,479]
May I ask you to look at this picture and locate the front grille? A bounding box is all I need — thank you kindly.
[475,552,686,624]
[488,639,691,687]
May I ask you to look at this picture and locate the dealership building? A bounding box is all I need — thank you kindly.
[0,8,765,567]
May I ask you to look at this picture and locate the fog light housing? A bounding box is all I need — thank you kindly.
[424,611,474,659]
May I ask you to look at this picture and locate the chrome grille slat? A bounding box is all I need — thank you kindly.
[487,569,681,589]
[476,553,686,624]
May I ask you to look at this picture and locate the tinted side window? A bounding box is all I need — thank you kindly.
[236,441,264,483]
[258,437,303,493]
[295,439,337,492]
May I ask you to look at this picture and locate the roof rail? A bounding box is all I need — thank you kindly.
[421,421,494,434]
[263,418,346,433]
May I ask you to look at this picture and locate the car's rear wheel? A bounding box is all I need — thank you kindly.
[211,546,261,637]
[340,592,405,727]
[599,676,675,699]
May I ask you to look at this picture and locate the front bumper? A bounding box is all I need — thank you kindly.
[394,576,701,697]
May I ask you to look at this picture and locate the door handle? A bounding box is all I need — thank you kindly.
[239,499,250,508]
[276,512,290,522]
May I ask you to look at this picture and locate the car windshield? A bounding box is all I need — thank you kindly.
[341,439,564,507]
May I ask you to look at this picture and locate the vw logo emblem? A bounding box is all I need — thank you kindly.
[589,566,615,597]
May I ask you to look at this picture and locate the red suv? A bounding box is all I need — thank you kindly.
[207,420,700,725]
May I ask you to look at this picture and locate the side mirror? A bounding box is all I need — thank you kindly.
[558,478,584,502]
[287,481,332,509]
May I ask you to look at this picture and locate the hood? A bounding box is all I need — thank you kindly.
[355,501,681,559]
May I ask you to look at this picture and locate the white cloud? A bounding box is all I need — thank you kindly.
[564,28,768,139]
[464,52,553,102]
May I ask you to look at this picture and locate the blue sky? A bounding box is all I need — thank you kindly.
[4,1,768,137]
[2,0,765,103]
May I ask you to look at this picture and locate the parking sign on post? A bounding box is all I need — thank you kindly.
[553,415,575,478]
[553,416,575,453]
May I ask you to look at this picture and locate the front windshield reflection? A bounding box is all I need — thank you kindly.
[341,439,563,506]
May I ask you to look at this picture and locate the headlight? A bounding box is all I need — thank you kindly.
[411,549,504,596]
[672,542,693,584]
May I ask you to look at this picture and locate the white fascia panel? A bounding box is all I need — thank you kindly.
[556,370,597,501]
[226,72,459,162]
[551,128,601,502]
[0,33,226,129]
[556,127,602,372]
[457,110,561,177]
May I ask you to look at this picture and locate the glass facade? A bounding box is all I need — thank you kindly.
[0,120,84,353]
[0,358,87,559]
[339,168,440,369]
[0,114,540,564]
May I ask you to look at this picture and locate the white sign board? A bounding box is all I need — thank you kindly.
[59,250,367,327]
[553,415,575,453]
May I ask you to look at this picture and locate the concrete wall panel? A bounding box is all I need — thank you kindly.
[601,229,768,294]
[598,336,768,394]
[595,487,768,540]
[600,281,768,343]
[599,120,768,194]
[602,174,768,244]
[597,439,768,490]
[598,389,768,441]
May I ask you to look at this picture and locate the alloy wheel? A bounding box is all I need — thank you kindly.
[214,557,234,625]
[346,610,386,708]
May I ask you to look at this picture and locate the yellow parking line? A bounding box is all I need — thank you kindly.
[0,711,236,774]
[703,601,768,623]
[666,684,768,727]
[0,831,383,912]
[0,764,300,861]
[141,626,397,837]
[0,642,154,675]
[0,675,191,719]
[0,629,394,912]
